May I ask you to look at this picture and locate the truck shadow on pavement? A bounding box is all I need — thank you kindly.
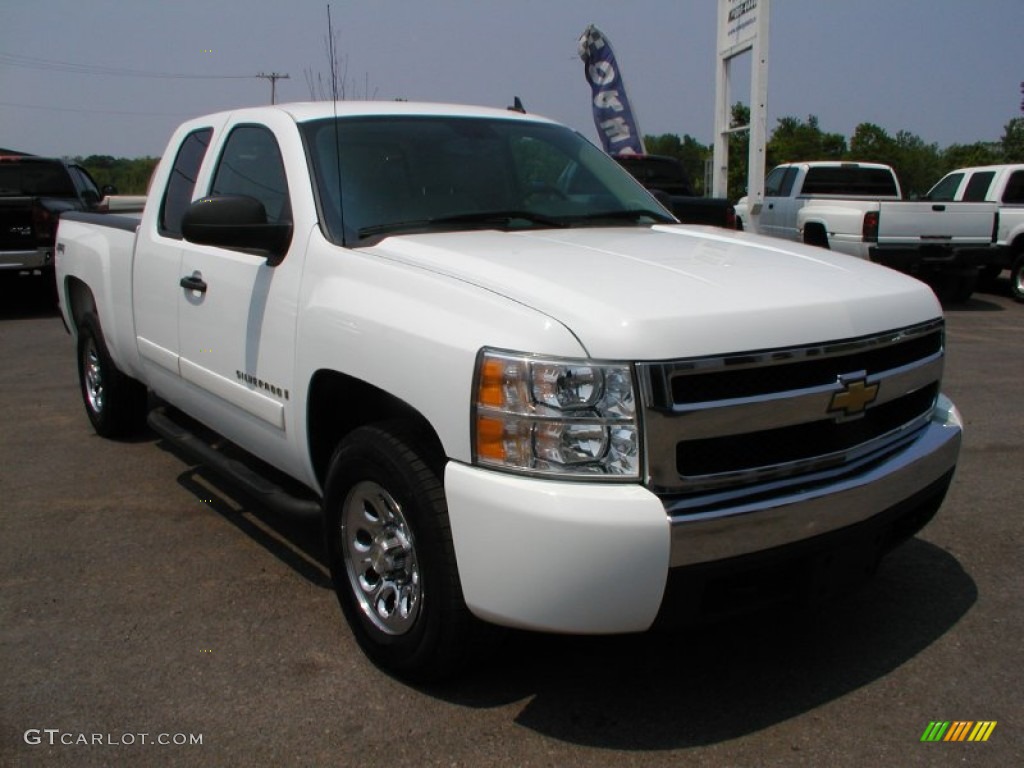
[159,436,975,751]
[944,295,1006,313]
[173,464,331,590]
[951,275,1017,311]
[439,538,976,750]
[0,274,60,320]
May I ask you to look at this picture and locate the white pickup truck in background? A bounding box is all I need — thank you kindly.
[55,102,962,681]
[735,161,1001,302]
[925,163,1024,302]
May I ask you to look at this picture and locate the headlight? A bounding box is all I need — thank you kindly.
[472,349,640,479]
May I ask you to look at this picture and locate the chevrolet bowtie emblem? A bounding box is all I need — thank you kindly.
[829,377,879,416]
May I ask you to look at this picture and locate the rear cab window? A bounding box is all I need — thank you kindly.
[0,158,76,198]
[801,166,898,197]
[1002,170,1024,204]
[963,171,995,202]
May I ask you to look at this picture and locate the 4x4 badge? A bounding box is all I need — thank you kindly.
[829,376,879,416]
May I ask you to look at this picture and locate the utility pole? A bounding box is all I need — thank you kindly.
[256,72,290,104]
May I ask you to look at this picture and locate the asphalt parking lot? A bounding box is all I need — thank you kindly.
[1,273,1021,767]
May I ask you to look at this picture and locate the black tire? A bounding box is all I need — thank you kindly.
[977,264,1002,289]
[930,269,977,305]
[76,313,148,438]
[1011,254,1024,303]
[323,423,489,682]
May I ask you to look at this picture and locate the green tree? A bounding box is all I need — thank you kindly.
[847,124,940,197]
[1001,117,1024,162]
[891,130,942,197]
[767,115,846,167]
[643,133,711,194]
[78,156,159,195]
[848,123,896,163]
[940,142,1002,172]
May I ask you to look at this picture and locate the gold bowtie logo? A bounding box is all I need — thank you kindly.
[829,377,879,416]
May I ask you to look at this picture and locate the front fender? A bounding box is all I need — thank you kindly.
[294,232,586,466]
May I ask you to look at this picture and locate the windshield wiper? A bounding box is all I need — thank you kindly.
[568,208,676,225]
[357,219,435,239]
[430,210,568,228]
[357,210,567,240]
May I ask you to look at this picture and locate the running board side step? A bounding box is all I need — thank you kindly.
[147,406,321,518]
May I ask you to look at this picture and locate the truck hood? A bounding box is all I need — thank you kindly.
[367,224,941,359]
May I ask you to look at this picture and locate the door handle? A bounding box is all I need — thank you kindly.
[932,204,946,211]
[768,203,774,210]
[180,271,207,293]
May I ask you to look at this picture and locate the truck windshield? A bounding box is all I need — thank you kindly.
[300,115,673,245]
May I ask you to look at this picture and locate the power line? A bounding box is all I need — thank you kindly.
[0,52,254,80]
[0,100,187,118]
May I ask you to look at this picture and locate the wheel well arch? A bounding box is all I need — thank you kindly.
[306,370,447,488]
[64,277,97,333]
[803,221,830,248]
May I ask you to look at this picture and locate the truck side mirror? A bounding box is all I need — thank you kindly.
[181,195,293,266]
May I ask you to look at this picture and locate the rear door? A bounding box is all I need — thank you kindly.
[134,126,216,385]
[759,165,799,239]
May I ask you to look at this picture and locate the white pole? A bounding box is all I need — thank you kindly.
[712,4,731,198]
[746,0,770,228]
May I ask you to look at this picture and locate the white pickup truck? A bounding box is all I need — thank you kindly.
[925,163,1024,302]
[56,102,962,681]
[735,161,1001,302]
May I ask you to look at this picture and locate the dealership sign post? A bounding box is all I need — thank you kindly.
[713,0,769,219]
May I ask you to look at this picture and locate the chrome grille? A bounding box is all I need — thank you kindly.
[637,320,944,502]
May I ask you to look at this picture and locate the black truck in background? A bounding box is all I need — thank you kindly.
[0,154,112,284]
[614,154,735,229]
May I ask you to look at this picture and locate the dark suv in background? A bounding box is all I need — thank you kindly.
[1,154,112,285]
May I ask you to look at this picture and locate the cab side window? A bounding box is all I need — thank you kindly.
[927,172,963,202]
[160,128,213,237]
[210,125,291,224]
[764,166,797,197]
[764,167,786,197]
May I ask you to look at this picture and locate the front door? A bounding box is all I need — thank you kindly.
[175,123,301,464]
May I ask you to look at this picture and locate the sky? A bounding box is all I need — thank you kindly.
[1,0,1022,159]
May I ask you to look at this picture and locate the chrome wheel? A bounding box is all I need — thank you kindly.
[341,480,421,636]
[83,338,105,415]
